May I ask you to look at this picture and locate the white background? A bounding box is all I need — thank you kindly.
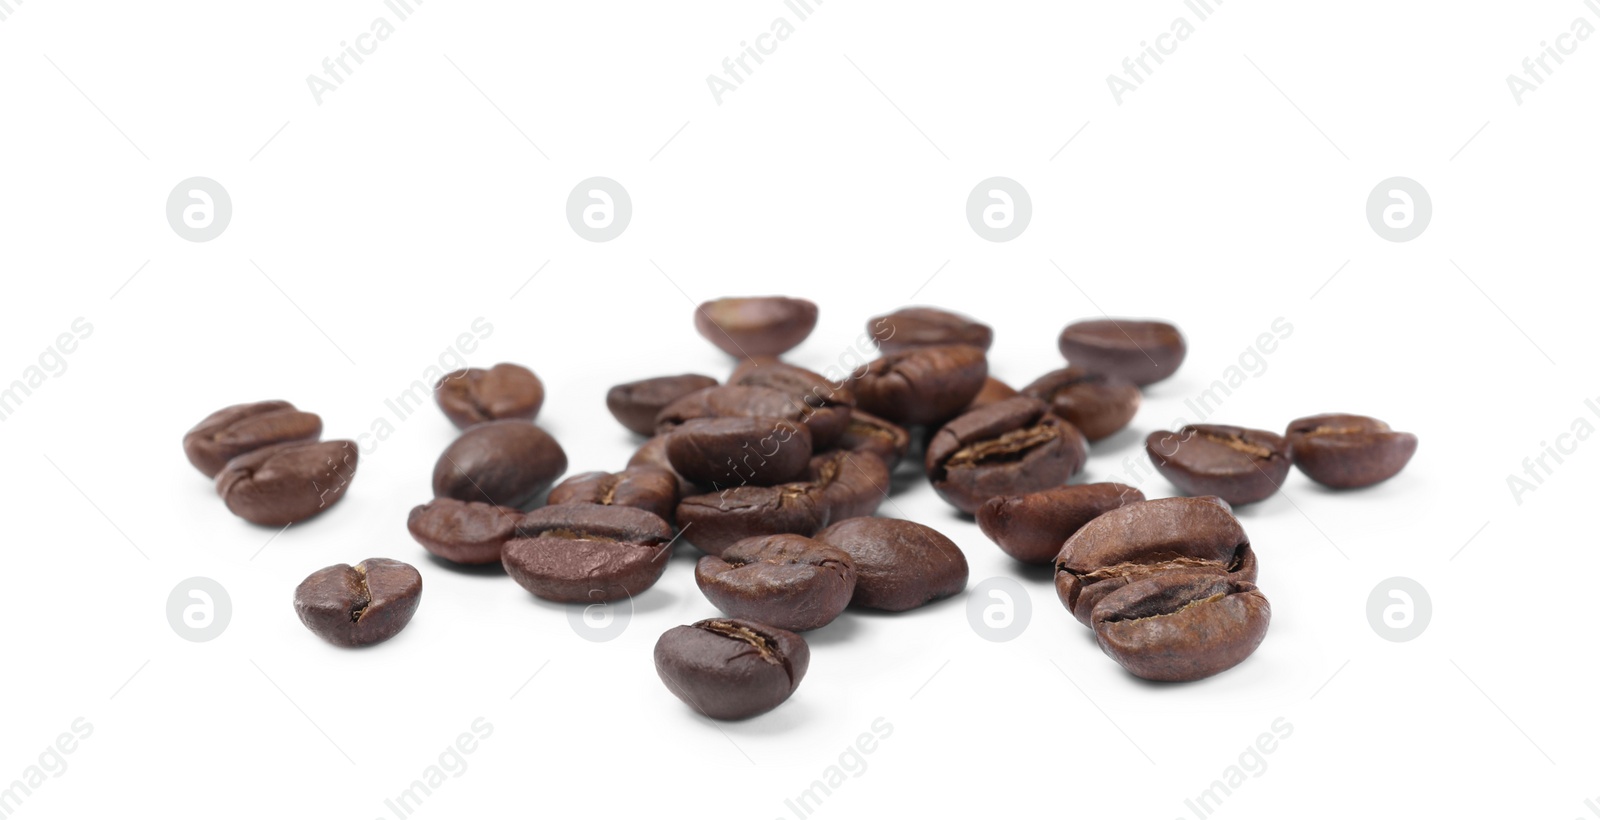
[2,1,1597,817]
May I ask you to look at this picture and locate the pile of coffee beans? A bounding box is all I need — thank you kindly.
[185,299,1418,712]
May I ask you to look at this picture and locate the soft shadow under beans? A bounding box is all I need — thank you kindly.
[423,553,507,577]
[803,615,864,647]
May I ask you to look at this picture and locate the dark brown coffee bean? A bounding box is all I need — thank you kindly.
[852,344,988,426]
[1285,413,1418,489]
[1146,424,1290,506]
[924,397,1087,514]
[431,420,567,509]
[606,374,719,437]
[813,517,968,611]
[654,384,844,451]
[548,467,680,524]
[502,503,673,602]
[183,401,322,478]
[1057,319,1186,386]
[676,483,828,556]
[1092,573,1271,682]
[695,535,856,631]
[807,450,889,522]
[730,362,854,449]
[869,307,993,355]
[665,417,813,489]
[1020,367,1141,441]
[293,558,422,647]
[695,296,818,357]
[837,409,911,470]
[1054,496,1257,626]
[966,376,1019,410]
[629,435,700,498]
[977,483,1144,564]
[406,498,523,565]
[655,618,810,720]
[434,363,544,429]
[216,439,357,526]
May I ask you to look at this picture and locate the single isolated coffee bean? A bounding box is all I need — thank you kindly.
[666,417,813,489]
[695,296,819,358]
[1058,319,1186,386]
[1285,413,1418,489]
[1091,573,1271,682]
[869,306,994,355]
[502,503,674,602]
[977,483,1145,564]
[293,558,422,647]
[434,363,544,429]
[925,397,1088,515]
[730,362,854,449]
[548,466,680,524]
[813,517,968,612]
[807,450,890,522]
[655,618,810,720]
[432,420,568,509]
[1146,424,1290,506]
[837,409,911,470]
[1054,496,1257,626]
[852,344,989,426]
[606,374,719,437]
[406,498,523,565]
[216,440,358,526]
[629,434,700,498]
[183,400,322,478]
[676,483,828,557]
[695,535,856,632]
[1020,367,1141,442]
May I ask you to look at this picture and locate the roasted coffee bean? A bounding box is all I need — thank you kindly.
[852,344,988,426]
[666,417,813,488]
[502,503,673,602]
[966,377,1019,410]
[434,363,544,429]
[406,498,523,565]
[837,409,911,470]
[293,558,422,647]
[1054,496,1257,626]
[655,618,810,720]
[807,450,889,522]
[655,384,843,448]
[1091,573,1271,682]
[677,483,828,556]
[695,296,818,357]
[730,362,854,448]
[548,466,680,524]
[695,535,856,631]
[813,517,968,611]
[1285,413,1417,489]
[1146,424,1290,506]
[606,374,719,437]
[869,306,993,355]
[183,401,322,478]
[629,435,700,498]
[1020,367,1141,441]
[1057,319,1186,386]
[977,483,1144,564]
[431,420,567,509]
[925,397,1087,515]
[216,440,357,526]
